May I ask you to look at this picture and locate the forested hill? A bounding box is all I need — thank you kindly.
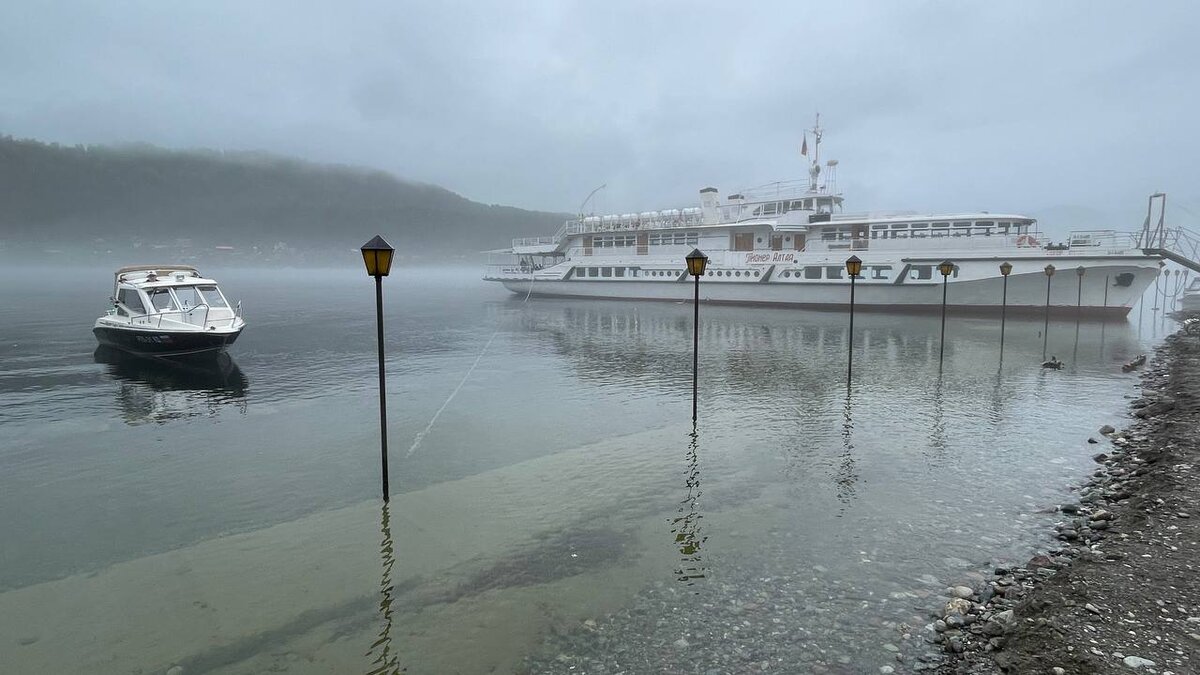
[0,136,566,260]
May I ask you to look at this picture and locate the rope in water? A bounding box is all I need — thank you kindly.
[403,329,499,458]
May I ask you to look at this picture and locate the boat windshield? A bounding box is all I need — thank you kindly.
[173,286,203,309]
[196,285,229,308]
[148,288,178,312]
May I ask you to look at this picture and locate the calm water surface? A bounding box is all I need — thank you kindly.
[0,265,1169,674]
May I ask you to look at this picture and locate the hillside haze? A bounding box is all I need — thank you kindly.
[0,136,566,262]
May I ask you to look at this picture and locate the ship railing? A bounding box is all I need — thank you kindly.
[512,235,558,248]
[484,264,535,278]
[562,212,705,235]
[1067,230,1140,251]
[737,179,832,202]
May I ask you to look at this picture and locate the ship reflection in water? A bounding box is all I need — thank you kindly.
[93,346,249,425]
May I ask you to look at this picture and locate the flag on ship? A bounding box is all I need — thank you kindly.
[801,134,808,156]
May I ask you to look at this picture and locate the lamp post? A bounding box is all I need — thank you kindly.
[361,235,396,502]
[1076,266,1086,322]
[1043,264,1056,360]
[937,261,954,367]
[686,249,708,423]
[999,262,1012,363]
[845,255,862,387]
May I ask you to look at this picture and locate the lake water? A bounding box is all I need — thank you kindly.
[0,265,1171,674]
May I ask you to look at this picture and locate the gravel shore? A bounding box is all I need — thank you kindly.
[937,331,1200,674]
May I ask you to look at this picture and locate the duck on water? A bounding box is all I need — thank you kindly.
[93,265,245,358]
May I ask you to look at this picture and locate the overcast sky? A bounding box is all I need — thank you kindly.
[2,1,1198,230]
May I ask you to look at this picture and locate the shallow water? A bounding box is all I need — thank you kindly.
[0,265,1171,673]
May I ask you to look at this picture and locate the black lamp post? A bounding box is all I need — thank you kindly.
[1043,264,1056,360]
[1076,266,1085,320]
[686,249,708,423]
[937,261,954,366]
[845,255,862,386]
[362,235,395,502]
[999,262,1012,363]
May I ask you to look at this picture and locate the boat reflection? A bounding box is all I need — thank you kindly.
[93,346,249,425]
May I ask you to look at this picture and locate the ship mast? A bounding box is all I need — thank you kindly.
[807,112,823,192]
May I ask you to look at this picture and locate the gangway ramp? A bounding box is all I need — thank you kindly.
[1139,193,1200,273]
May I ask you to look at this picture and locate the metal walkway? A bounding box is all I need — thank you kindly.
[1138,193,1200,272]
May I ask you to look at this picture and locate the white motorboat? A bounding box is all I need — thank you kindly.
[93,265,245,357]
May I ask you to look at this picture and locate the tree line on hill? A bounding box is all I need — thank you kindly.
[0,135,566,259]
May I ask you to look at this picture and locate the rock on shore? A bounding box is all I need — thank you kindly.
[937,332,1200,675]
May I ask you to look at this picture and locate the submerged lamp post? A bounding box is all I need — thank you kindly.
[938,261,955,366]
[1043,264,1056,360]
[686,249,708,423]
[845,255,863,386]
[999,262,1013,363]
[362,235,396,502]
[1076,266,1086,319]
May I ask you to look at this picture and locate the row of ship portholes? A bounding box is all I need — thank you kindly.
[708,270,761,278]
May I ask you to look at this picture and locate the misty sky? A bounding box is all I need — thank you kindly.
[2,1,1199,231]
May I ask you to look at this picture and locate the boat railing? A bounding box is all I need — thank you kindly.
[512,236,558,248]
[153,303,212,329]
[1067,230,1140,252]
[562,211,706,236]
[484,264,535,278]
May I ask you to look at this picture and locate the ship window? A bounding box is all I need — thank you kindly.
[871,224,888,229]
[117,289,146,314]
[932,222,950,229]
[148,288,177,311]
[804,199,813,209]
[614,267,625,277]
[804,266,822,280]
[601,267,612,277]
[911,223,928,229]
[952,221,970,228]
[762,203,778,216]
[790,200,805,211]
[821,231,836,241]
[197,285,228,308]
[911,265,933,280]
[826,267,844,279]
[686,232,698,245]
[871,265,892,280]
[590,267,600,277]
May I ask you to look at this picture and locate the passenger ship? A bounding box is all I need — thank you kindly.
[485,119,1159,316]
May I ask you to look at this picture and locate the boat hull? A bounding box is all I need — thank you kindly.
[93,325,243,357]
[498,263,1157,318]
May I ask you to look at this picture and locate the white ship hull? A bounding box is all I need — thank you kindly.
[499,257,1156,317]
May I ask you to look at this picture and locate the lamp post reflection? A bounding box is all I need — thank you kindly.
[671,427,707,587]
[837,392,859,513]
[366,502,403,675]
[1042,264,1056,360]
